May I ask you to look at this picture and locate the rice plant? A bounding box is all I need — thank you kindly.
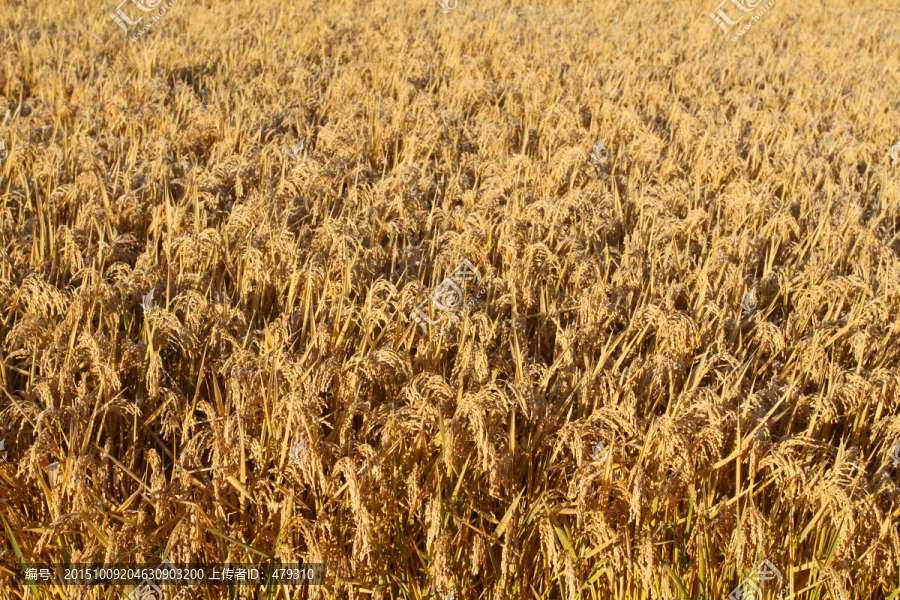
[0,0,899,598]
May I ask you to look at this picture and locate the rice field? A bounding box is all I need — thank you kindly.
[1,0,900,598]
